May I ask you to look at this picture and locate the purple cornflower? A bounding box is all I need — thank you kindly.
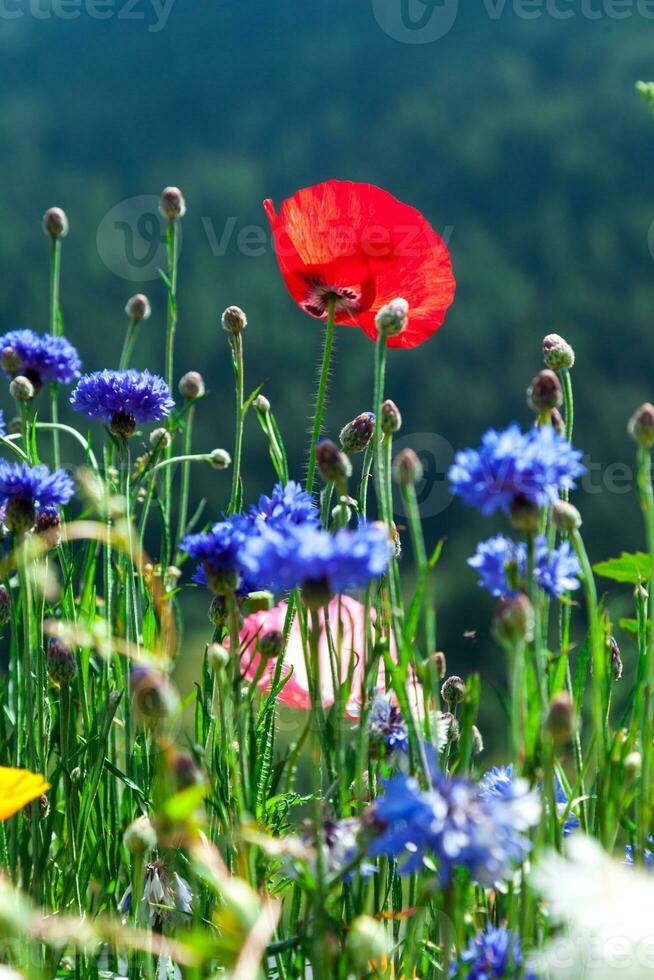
[449,424,585,516]
[250,480,319,529]
[0,460,74,533]
[181,513,260,596]
[450,925,534,979]
[367,693,409,755]
[118,860,193,927]
[468,535,581,599]
[70,369,174,436]
[243,522,392,600]
[368,770,540,884]
[0,328,81,388]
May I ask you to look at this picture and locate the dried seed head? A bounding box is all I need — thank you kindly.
[43,206,69,239]
[159,186,186,220]
[9,375,35,403]
[125,293,151,321]
[178,371,205,400]
[528,369,563,413]
[542,333,575,371]
[221,305,247,335]
[375,297,409,338]
[629,403,654,449]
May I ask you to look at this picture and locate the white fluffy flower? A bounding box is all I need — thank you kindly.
[531,835,654,978]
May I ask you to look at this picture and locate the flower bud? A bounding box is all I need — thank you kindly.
[471,725,484,755]
[109,411,137,439]
[206,567,240,596]
[546,692,574,746]
[258,629,283,661]
[1,347,20,375]
[124,815,157,856]
[208,595,227,628]
[47,637,77,686]
[149,427,172,450]
[208,448,231,470]
[35,507,62,550]
[0,585,10,626]
[441,712,460,743]
[340,412,375,453]
[550,407,565,436]
[207,642,230,671]
[552,500,582,534]
[381,399,402,435]
[441,675,465,708]
[9,376,34,403]
[125,293,151,321]
[221,305,247,335]
[178,371,205,399]
[159,186,186,220]
[131,666,179,728]
[629,403,654,449]
[253,393,270,414]
[542,333,575,371]
[375,298,408,338]
[509,493,539,533]
[528,370,562,413]
[494,593,535,647]
[393,448,423,486]
[315,439,352,485]
[43,206,69,239]
[172,751,203,789]
[429,651,447,679]
[348,915,389,969]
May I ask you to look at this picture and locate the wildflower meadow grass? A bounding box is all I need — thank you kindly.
[2,171,654,980]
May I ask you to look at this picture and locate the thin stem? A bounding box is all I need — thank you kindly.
[305,297,336,495]
[176,402,195,550]
[49,235,62,468]
[228,331,245,514]
[119,317,140,371]
[162,219,179,564]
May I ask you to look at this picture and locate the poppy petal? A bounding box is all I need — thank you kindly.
[0,767,50,821]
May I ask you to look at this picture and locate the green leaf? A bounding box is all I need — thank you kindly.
[162,782,210,822]
[593,552,653,584]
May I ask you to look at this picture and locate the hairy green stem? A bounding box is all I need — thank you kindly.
[305,297,336,495]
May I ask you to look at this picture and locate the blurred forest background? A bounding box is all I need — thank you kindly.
[2,2,654,736]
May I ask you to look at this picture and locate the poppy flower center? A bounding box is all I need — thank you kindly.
[302,283,363,319]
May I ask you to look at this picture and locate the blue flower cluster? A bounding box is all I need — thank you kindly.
[368,769,540,884]
[624,837,653,869]
[449,424,585,516]
[480,765,579,838]
[0,461,74,510]
[367,693,409,755]
[70,369,174,423]
[0,410,5,438]
[450,925,534,979]
[468,534,581,599]
[0,328,82,386]
[182,481,391,600]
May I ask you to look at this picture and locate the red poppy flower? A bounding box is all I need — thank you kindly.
[264,179,455,349]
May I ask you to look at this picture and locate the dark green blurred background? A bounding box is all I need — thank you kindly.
[3,2,654,731]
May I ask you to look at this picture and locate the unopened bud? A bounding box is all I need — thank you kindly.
[172,751,203,789]
[43,206,69,239]
[315,439,352,485]
[159,186,186,220]
[471,725,484,755]
[124,815,157,856]
[528,370,562,413]
[221,305,247,335]
[1,347,20,375]
[441,675,465,708]
[375,298,408,338]
[149,427,172,450]
[340,412,375,453]
[550,408,566,436]
[207,642,230,671]
[179,371,205,399]
[509,493,540,533]
[393,448,423,486]
[253,393,270,413]
[381,399,402,435]
[125,293,151,321]
[131,666,179,728]
[257,630,283,661]
[552,500,582,533]
[542,333,575,372]
[208,596,227,628]
[35,507,62,550]
[348,915,389,969]
[546,692,574,746]
[629,403,654,449]
[9,376,34,403]
[208,448,231,470]
[429,651,447,679]
[47,637,77,686]
[494,593,535,647]
[442,712,460,743]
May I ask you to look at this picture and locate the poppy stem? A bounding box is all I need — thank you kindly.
[49,233,62,470]
[305,296,336,494]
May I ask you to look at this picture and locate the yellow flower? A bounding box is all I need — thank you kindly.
[0,767,49,820]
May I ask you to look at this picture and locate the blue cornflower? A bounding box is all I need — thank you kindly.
[244,522,392,601]
[0,410,5,437]
[450,925,534,979]
[181,513,260,596]
[0,328,81,387]
[250,480,319,529]
[480,765,578,839]
[367,693,409,755]
[449,424,585,516]
[625,838,653,869]
[0,460,74,533]
[554,777,580,838]
[368,770,540,884]
[468,535,581,599]
[70,369,174,436]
